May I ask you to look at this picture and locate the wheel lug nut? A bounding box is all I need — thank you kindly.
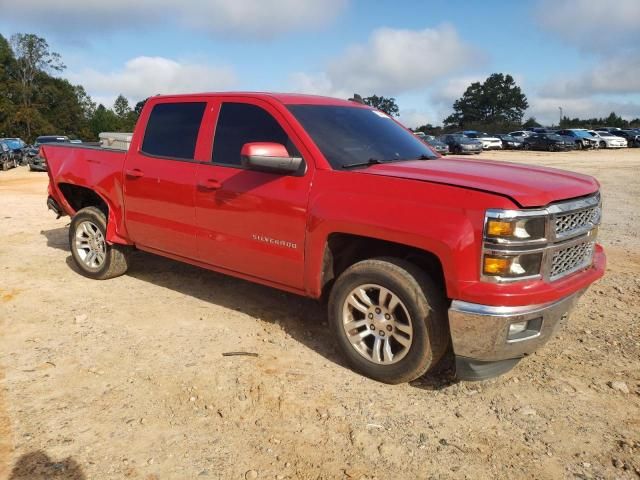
[379,331,385,337]
[384,314,390,320]
[368,313,373,319]
[386,325,392,332]
[375,308,381,314]
[370,324,375,330]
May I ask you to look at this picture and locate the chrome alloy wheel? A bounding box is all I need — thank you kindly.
[342,284,413,365]
[74,220,106,269]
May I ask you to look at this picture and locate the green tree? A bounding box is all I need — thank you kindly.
[522,117,542,128]
[0,34,18,137]
[113,94,131,118]
[134,97,149,116]
[444,73,528,128]
[362,95,400,117]
[10,33,65,138]
[89,104,120,138]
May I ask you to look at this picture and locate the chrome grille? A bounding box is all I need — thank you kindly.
[550,241,594,280]
[555,207,599,235]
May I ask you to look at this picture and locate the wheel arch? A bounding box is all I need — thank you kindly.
[318,232,447,302]
[57,183,130,245]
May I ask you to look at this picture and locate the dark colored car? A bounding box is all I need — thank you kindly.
[29,135,71,171]
[556,129,599,149]
[439,134,483,154]
[423,135,449,155]
[0,140,21,170]
[495,134,524,150]
[0,138,28,164]
[524,133,575,151]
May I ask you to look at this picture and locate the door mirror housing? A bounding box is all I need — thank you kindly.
[240,143,303,174]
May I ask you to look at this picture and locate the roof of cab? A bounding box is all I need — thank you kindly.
[150,92,368,107]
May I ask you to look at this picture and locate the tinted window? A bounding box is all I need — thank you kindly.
[213,103,292,166]
[288,105,436,169]
[142,102,206,160]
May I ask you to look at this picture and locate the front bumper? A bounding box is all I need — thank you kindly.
[448,289,585,377]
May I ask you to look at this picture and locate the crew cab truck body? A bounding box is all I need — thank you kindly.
[43,93,605,383]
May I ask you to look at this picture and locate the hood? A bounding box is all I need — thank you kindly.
[360,158,599,207]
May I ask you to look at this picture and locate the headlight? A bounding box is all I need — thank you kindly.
[482,252,543,279]
[484,214,547,243]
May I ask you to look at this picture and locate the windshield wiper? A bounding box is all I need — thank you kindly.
[341,158,386,169]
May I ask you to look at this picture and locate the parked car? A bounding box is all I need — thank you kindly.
[0,140,19,170]
[422,135,449,155]
[495,134,524,149]
[507,130,533,142]
[587,130,627,149]
[459,131,503,150]
[524,133,575,151]
[611,130,640,147]
[439,134,483,154]
[28,135,71,171]
[0,138,28,164]
[42,92,605,384]
[555,129,599,150]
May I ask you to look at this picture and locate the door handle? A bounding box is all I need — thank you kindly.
[198,179,222,191]
[125,169,144,179]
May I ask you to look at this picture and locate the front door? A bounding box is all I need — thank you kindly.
[194,100,313,289]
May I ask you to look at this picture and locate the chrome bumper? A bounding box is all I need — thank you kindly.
[448,290,585,362]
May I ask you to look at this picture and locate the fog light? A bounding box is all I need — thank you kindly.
[508,321,528,336]
[507,317,543,342]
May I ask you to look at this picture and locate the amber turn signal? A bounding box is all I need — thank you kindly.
[486,220,515,237]
[483,256,512,275]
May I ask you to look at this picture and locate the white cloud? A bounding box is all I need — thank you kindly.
[67,56,237,105]
[398,109,431,129]
[292,24,482,97]
[3,0,347,39]
[541,55,640,98]
[536,0,640,50]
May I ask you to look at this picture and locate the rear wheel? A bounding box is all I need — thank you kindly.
[69,207,130,280]
[1,160,7,171]
[328,257,448,384]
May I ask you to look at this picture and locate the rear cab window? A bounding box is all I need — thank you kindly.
[142,102,206,160]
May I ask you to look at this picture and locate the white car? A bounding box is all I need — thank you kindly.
[589,130,627,148]
[508,130,533,142]
[460,131,503,150]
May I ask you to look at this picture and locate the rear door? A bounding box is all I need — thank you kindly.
[194,99,313,289]
[123,100,207,257]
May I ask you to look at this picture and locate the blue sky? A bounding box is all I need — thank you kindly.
[1,0,639,126]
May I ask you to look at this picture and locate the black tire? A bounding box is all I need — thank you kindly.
[575,141,582,150]
[600,141,606,149]
[328,257,449,384]
[548,143,555,152]
[1,160,7,171]
[69,206,130,280]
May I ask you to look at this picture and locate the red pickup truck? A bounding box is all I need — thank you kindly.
[43,93,605,383]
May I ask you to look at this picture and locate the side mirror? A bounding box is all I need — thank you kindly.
[240,142,303,174]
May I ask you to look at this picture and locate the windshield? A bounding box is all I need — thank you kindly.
[36,137,68,145]
[287,105,437,168]
[3,139,23,149]
[572,130,591,139]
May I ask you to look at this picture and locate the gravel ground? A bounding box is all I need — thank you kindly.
[0,148,639,480]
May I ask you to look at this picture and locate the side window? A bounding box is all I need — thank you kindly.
[212,102,295,166]
[142,102,206,160]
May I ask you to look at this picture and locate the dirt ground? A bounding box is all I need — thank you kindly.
[0,148,639,480]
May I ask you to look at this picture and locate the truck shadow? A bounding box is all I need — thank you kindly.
[42,227,458,390]
[8,450,85,479]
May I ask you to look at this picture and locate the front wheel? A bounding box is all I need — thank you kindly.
[69,207,130,280]
[328,258,448,384]
[600,141,606,149]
